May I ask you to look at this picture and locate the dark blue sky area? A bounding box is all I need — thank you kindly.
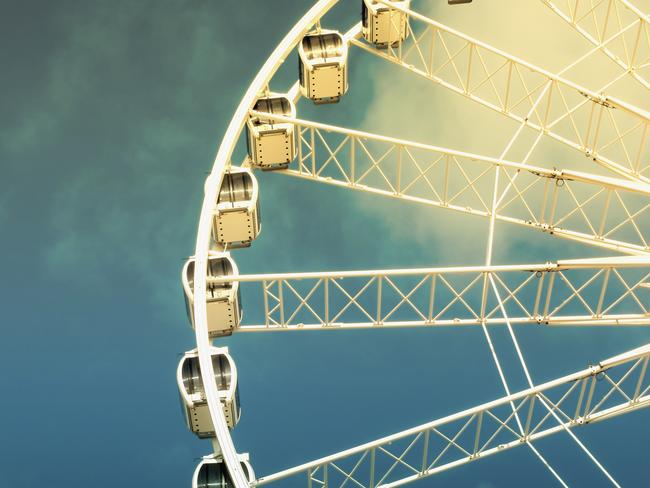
[1,1,649,487]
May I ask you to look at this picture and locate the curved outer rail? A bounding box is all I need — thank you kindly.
[192,1,340,487]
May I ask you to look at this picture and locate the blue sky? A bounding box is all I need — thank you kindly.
[1,1,649,487]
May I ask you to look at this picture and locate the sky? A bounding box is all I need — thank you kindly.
[1,1,649,487]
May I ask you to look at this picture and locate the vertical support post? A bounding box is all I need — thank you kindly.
[421,430,430,473]
[503,61,513,113]
[279,279,285,327]
[583,375,598,419]
[396,144,403,194]
[574,377,588,420]
[387,8,394,59]
[540,80,555,130]
[369,448,376,488]
[596,267,611,317]
[543,272,556,320]
[427,25,435,77]
[473,412,483,456]
[533,271,546,319]
[633,123,647,175]
[324,277,330,326]
[584,97,597,151]
[263,280,270,327]
[443,155,450,205]
[350,136,356,184]
[311,127,317,175]
[428,274,436,324]
[465,43,473,95]
[591,103,606,159]
[633,356,649,401]
[480,273,489,322]
[391,9,400,61]
[524,395,536,436]
[571,0,580,24]
[597,189,613,238]
[547,180,560,229]
[298,127,304,173]
[539,177,551,225]
[376,276,383,325]
[629,20,643,69]
[600,0,614,43]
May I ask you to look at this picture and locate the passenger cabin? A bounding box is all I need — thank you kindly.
[212,167,261,248]
[298,30,348,104]
[177,347,241,436]
[182,252,242,337]
[362,0,411,47]
[246,94,296,169]
[193,454,255,488]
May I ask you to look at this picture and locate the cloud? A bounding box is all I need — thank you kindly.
[5,1,237,317]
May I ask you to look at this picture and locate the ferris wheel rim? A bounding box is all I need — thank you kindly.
[191,1,342,487]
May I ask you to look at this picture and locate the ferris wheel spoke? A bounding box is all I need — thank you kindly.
[476,279,570,486]
[475,8,638,477]
[480,165,575,483]
[252,113,650,255]
[488,273,623,486]
[349,1,650,183]
[539,0,650,91]
[204,257,650,331]
[253,343,650,488]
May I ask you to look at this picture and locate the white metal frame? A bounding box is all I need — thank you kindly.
[539,0,650,90]
[209,257,650,330]
[251,111,650,256]
[254,343,650,488]
[185,1,650,487]
[352,0,650,183]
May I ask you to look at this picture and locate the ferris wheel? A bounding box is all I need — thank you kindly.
[175,1,650,487]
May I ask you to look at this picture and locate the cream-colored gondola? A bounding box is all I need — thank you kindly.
[298,29,348,103]
[246,93,296,169]
[209,167,261,248]
[361,0,410,47]
[177,347,241,436]
[182,252,242,337]
[193,454,255,488]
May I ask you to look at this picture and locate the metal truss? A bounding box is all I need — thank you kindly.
[206,257,650,331]
[255,343,650,488]
[350,1,650,183]
[250,111,650,256]
[540,0,650,90]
